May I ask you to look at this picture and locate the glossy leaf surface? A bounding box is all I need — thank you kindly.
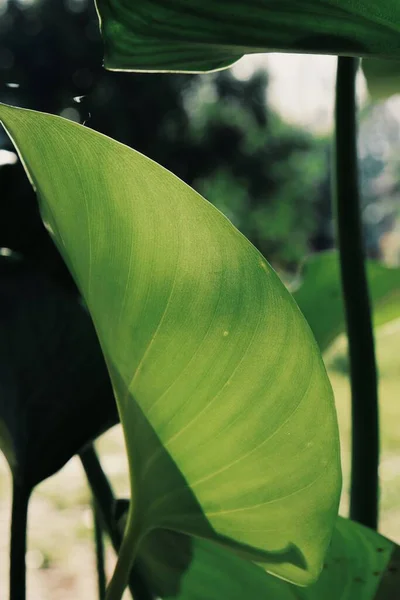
[95,0,400,73]
[293,252,400,353]
[0,103,340,586]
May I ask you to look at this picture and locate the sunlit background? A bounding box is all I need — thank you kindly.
[1,0,400,597]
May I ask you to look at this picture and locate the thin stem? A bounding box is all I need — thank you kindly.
[334,57,379,529]
[79,445,153,600]
[105,517,141,600]
[10,480,30,600]
[93,501,107,600]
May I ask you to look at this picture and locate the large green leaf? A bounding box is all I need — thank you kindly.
[0,103,340,588]
[362,58,400,100]
[95,0,400,73]
[0,254,118,489]
[293,252,400,353]
[118,510,398,600]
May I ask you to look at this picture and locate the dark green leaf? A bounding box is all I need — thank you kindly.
[95,0,400,73]
[362,58,400,100]
[0,255,118,488]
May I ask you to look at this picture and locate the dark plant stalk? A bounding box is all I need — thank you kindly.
[80,445,153,600]
[334,57,379,529]
[10,480,30,600]
[93,501,107,600]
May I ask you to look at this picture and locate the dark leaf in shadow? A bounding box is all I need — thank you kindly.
[0,255,118,488]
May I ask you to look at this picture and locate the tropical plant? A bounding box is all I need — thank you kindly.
[1,2,400,600]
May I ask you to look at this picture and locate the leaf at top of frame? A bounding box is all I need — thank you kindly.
[0,103,341,587]
[95,0,400,73]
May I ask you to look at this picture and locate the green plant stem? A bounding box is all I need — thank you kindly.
[334,56,379,529]
[105,517,141,600]
[93,501,107,600]
[79,445,153,600]
[10,480,30,600]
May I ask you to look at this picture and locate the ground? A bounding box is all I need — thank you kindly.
[0,321,399,598]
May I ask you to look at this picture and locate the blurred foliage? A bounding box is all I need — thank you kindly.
[0,0,330,272]
[305,104,400,262]
[357,105,400,259]
[189,74,328,268]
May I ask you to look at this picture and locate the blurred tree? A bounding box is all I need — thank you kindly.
[358,104,400,259]
[188,71,328,268]
[308,104,400,263]
[0,0,329,273]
